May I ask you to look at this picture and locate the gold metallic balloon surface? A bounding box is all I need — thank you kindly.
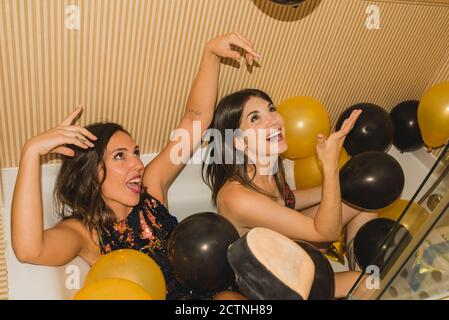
[84,249,166,300]
[278,96,331,160]
[74,278,152,300]
[418,82,449,148]
[379,200,429,236]
[294,148,350,190]
[325,232,346,265]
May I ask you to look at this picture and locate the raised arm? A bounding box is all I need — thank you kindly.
[11,106,97,266]
[144,33,260,205]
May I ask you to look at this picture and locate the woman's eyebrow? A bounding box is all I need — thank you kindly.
[246,110,259,119]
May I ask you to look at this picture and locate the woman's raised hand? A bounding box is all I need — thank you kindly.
[206,32,260,66]
[24,105,97,157]
[316,109,362,169]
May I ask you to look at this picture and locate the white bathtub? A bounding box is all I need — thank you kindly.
[1,146,446,299]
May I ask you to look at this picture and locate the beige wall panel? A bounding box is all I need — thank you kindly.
[1,0,449,168]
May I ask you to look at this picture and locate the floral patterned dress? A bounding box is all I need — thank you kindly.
[99,191,191,300]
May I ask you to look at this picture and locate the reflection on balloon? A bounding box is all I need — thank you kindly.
[84,249,166,300]
[379,200,429,236]
[340,151,404,210]
[353,218,412,277]
[168,213,239,294]
[278,96,330,160]
[418,82,449,149]
[336,103,394,156]
[74,278,152,300]
[294,148,350,190]
[390,100,424,152]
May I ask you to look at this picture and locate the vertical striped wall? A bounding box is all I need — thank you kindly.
[1,0,449,168]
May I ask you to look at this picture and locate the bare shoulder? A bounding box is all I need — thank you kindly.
[56,218,101,265]
[218,182,266,217]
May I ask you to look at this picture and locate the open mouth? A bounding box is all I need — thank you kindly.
[126,176,142,194]
[266,129,284,143]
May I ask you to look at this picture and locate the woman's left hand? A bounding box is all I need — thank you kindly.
[316,109,362,169]
[206,32,260,66]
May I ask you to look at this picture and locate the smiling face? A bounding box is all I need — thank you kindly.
[100,131,144,217]
[238,96,288,157]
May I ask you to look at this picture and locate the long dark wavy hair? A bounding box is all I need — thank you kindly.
[202,89,286,206]
[54,122,128,241]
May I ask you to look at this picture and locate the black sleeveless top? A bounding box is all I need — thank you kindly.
[99,191,192,300]
[99,184,296,300]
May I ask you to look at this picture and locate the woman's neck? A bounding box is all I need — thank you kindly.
[105,200,134,222]
[247,155,279,190]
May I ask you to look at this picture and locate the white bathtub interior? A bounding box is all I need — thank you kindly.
[0,146,447,300]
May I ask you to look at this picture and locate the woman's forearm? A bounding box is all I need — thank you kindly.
[184,45,221,132]
[313,164,342,240]
[11,144,45,261]
[293,186,322,210]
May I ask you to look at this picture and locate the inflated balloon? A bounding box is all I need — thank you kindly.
[353,218,412,277]
[227,227,315,300]
[336,103,394,156]
[278,96,331,160]
[296,241,335,300]
[379,200,429,236]
[213,291,248,300]
[294,148,350,189]
[74,278,152,300]
[418,82,449,148]
[340,151,404,210]
[390,100,424,152]
[168,212,239,294]
[84,249,166,300]
[269,0,305,6]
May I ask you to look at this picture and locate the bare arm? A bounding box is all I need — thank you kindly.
[144,33,259,205]
[292,186,322,210]
[11,107,96,265]
[220,186,340,243]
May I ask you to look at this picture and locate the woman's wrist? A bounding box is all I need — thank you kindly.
[21,140,41,158]
[322,163,339,175]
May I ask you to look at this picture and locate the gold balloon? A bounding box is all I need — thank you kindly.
[213,291,248,300]
[84,249,167,300]
[74,278,152,300]
[379,200,430,236]
[418,82,449,148]
[278,96,331,160]
[294,148,350,190]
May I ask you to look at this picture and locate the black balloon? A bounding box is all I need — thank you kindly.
[390,100,424,152]
[340,151,405,210]
[168,212,239,294]
[296,241,335,300]
[269,0,305,6]
[353,218,412,277]
[336,103,394,156]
